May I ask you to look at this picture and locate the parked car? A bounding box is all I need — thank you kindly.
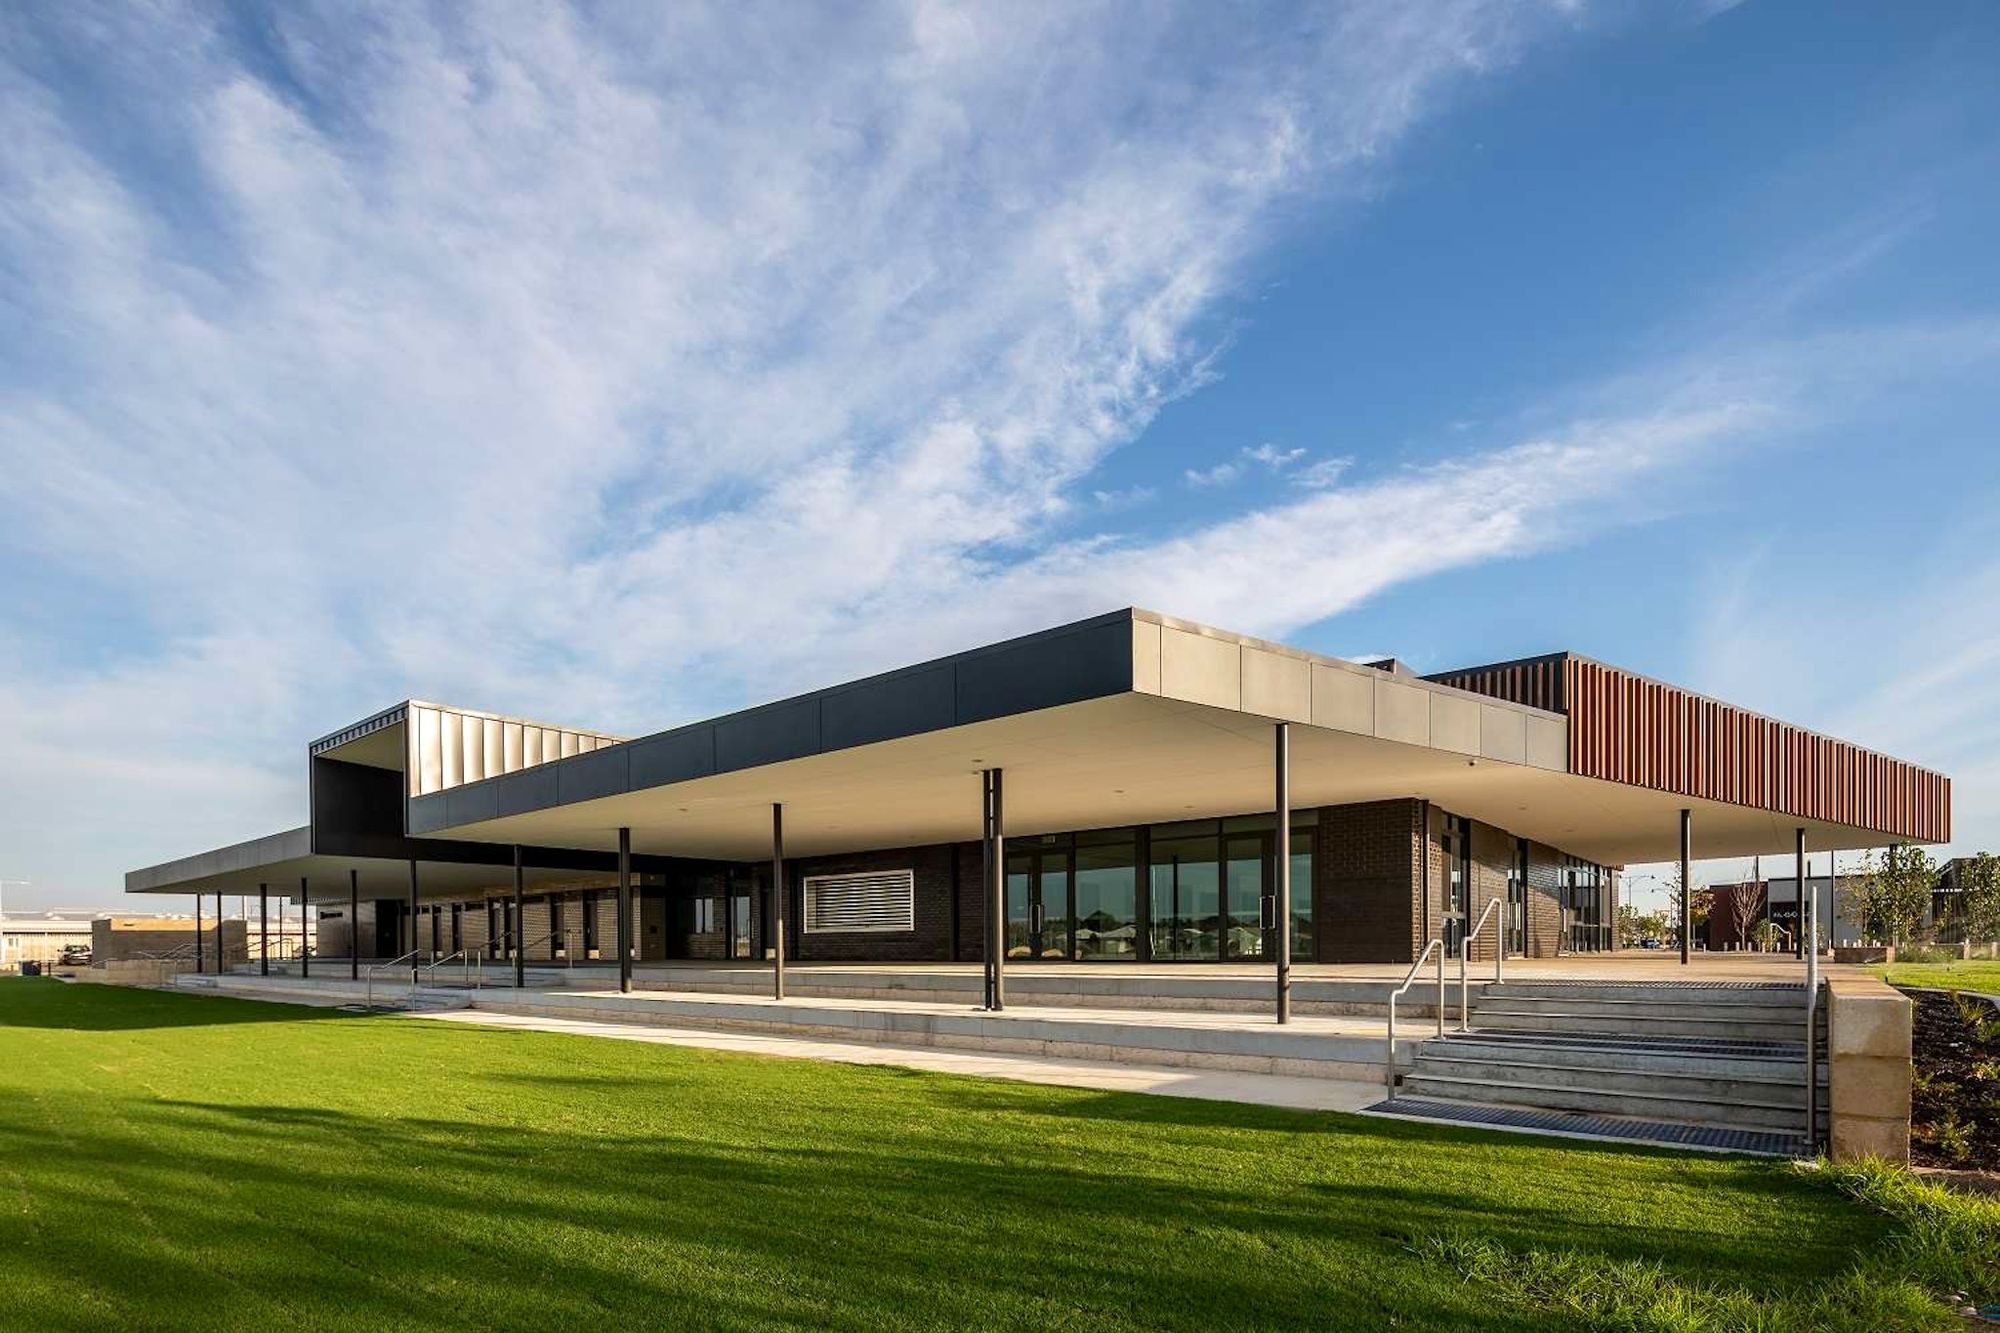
[57,944,92,966]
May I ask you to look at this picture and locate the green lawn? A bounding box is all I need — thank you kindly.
[1876,959,2000,993]
[0,979,1972,1331]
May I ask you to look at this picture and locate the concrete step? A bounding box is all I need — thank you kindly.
[1397,1075,1808,1130]
[1431,1034,1814,1079]
[466,989,1406,1080]
[1413,1053,1809,1103]
[621,966,1451,1017]
[1477,981,1806,1005]
[1473,994,1805,1023]
[1468,1008,1804,1041]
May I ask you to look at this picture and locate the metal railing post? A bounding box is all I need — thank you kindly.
[1387,938,1444,1097]
[1805,873,1821,1154]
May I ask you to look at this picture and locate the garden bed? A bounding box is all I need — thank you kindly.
[1908,988,2000,1170]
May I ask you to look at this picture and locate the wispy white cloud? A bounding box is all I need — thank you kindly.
[0,0,1590,902]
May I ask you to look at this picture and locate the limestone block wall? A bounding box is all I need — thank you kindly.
[1825,973,1912,1163]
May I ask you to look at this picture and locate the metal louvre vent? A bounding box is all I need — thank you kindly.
[803,870,915,934]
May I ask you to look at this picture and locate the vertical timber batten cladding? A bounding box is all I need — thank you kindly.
[1427,654,1949,844]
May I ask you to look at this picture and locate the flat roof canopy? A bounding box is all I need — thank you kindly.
[424,691,1902,867]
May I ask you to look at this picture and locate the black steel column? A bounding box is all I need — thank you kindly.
[1274,722,1291,1024]
[300,877,309,977]
[772,803,787,1001]
[512,846,526,989]
[990,767,1006,1011]
[1679,808,1693,964]
[258,883,269,977]
[214,892,224,974]
[409,858,422,981]
[617,827,633,994]
[349,868,360,980]
[194,893,204,974]
[979,771,994,1009]
[1794,827,1807,959]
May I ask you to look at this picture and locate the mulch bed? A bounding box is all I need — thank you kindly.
[1907,988,2000,1170]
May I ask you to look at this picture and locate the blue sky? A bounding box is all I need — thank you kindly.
[2,1,1997,909]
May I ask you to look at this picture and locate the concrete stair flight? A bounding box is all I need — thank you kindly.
[1378,980,1822,1154]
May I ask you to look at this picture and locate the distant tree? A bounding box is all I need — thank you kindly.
[1861,845,1938,947]
[1617,905,1670,948]
[1727,879,1766,951]
[1960,852,2000,945]
[1669,869,1711,947]
[1751,919,1786,952]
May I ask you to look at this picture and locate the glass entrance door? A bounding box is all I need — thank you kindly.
[1006,848,1073,960]
[1225,833,1268,961]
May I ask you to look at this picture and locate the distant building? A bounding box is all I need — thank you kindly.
[1930,857,1995,943]
[1,911,104,969]
[1703,876,1863,950]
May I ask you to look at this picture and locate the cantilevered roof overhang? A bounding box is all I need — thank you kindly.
[406,609,1946,867]
[122,826,624,902]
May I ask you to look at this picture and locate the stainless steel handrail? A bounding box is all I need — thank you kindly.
[365,949,423,1011]
[514,928,578,971]
[1459,898,1504,1033]
[421,949,472,992]
[1385,938,1445,1097]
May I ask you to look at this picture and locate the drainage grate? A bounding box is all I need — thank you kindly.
[1362,1098,1803,1156]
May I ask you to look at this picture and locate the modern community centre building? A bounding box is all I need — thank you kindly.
[128,608,1950,988]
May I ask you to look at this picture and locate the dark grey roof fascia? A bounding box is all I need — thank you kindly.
[408,608,1140,836]
[125,826,313,893]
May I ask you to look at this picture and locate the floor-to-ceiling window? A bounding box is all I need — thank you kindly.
[1073,831,1138,961]
[1441,815,1470,958]
[1289,820,1314,962]
[1149,823,1221,960]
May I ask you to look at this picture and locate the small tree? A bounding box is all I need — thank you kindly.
[1861,845,1938,947]
[1727,879,1766,950]
[1959,852,2000,945]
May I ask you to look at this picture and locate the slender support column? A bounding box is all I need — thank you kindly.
[772,804,787,1001]
[512,846,526,989]
[194,893,204,974]
[259,883,269,977]
[1794,827,1807,959]
[214,892,224,974]
[300,878,309,977]
[349,869,360,980]
[1678,809,1693,965]
[979,771,995,1010]
[410,859,422,983]
[990,767,1006,1012]
[617,827,633,994]
[1274,721,1291,1025]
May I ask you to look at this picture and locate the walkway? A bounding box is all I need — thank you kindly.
[414,1006,1384,1112]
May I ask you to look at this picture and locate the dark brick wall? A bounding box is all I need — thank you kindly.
[790,843,956,962]
[1317,800,1423,963]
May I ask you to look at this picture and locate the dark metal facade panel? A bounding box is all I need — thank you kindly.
[951,614,1133,724]
[627,727,717,788]
[444,779,502,829]
[821,663,956,751]
[124,826,314,893]
[714,696,823,773]
[558,746,632,804]
[400,609,1142,833]
[1442,654,1949,843]
[489,764,561,819]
